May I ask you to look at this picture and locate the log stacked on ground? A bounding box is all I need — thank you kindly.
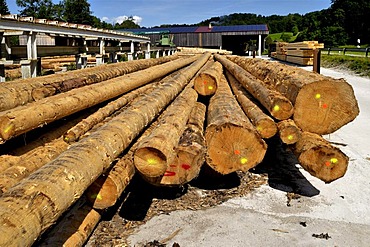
[194,61,223,96]
[293,132,349,183]
[227,56,359,135]
[38,198,101,247]
[0,55,178,111]
[159,102,207,186]
[215,54,294,120]
[134,86,198,179]
[225,71,277,139]
[277,119,302,145]
[0,55,197,143]
[205,73,267,174]
[0,53,210,247]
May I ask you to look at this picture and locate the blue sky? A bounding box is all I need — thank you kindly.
[7,0,332,27]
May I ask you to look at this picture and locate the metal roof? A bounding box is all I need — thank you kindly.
[123,24,269,34]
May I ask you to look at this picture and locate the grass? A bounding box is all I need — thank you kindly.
[321,54,370,77]
[268,32,299,43]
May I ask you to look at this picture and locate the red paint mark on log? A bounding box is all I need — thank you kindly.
[170,164,177,168]
[203,81,207,84]
[181,164,191,170]
[164,171,176,176]
[322,103,328,109]
[325,161,331,167]
[234,150,241,155]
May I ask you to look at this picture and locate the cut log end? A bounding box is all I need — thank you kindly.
[298,146,349,183]
[194,74,218,96]
[134,147,167,177]
[255,118,278,139]
[85,176,118,210]
[294,79,360,134]
[206,124,267,174]
[270,96,294,120]
[0,117,14,143]
[279,126,301,144]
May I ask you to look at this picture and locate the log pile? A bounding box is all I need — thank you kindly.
[0,53,359,246]
[272,41,324,65]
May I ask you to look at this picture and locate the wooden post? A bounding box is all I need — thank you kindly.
[313,49,321,74]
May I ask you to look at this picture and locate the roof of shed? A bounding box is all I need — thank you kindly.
[122,24,268,34]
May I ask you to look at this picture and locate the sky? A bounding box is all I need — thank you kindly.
[6,0,332,27]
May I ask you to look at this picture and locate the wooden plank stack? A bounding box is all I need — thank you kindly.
[273,41,324,66]
[0,53,359,246]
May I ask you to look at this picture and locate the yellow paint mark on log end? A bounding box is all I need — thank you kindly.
[208,86,213,90]
[315,93,321,99]
[240,158,248,165]
[330,158,338,164]
[147,158,158,165]
[256,126,262,131]
[273,105,280,112]
[90,193,103,200]
[287,135,294,140]
[3,125,12,134]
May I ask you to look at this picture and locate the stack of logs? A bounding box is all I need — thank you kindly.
[0,52,359,246]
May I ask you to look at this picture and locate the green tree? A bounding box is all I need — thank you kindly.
[0,0,10,14]
[62,0,93,25]
[16,0,54,19]
[114,17,140,29]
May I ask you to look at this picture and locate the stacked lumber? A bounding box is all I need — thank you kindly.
[177,46,232,55]
[274,41,324,65]
[0,53,359,246]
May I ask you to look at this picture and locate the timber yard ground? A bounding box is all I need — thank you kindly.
[86,57,370,247]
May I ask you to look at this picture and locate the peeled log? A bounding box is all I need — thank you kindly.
[0,138,68,194]
[293,132,348,183]
[0,155,20,173]
[0,55,198,143]
[205,74,267,174]
[277,119,302,145]
[214,54,293,120]
[0,55,178,111]
[63,82,156,143]
[228,56,359,135]
[0,53,210,247]
[194,61,223,96]
[225,71,277,139]
[134,87,198,178]
[38,199,101,247]
[160,102,207,186]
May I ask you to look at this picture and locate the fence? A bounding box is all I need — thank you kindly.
[323,47,370,57]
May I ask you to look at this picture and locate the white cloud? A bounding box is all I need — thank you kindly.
[102,15,143,25]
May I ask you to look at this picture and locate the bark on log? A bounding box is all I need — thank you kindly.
[0,55,178,111]
[160,102,207,186]
[225,71,277,139]
[194,61,223,96]
[134,87,198,178]
[293,132,349,183]
[0,55,198,144]
[0,137,69,195]
[228,56,359,135]
[38,198,101,247]
[63,82,156,143]
[0,53,210,247]
[0,155,20,173]
[214,54,293,120]
[205,74,267,174]
[277,119,302,145]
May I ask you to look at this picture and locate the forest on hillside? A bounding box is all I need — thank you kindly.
[1,0,369,47]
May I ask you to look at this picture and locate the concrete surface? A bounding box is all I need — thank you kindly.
[128,66,370,247]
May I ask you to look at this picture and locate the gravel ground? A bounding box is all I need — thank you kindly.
[86,60,370,247]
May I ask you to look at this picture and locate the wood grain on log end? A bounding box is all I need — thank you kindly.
[294,79,359,135]
[277,119,301,144]
[134,147,168,178]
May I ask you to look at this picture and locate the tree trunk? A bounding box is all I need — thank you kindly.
[0,53,210,247]
[134,87,198,179]
[0,137,69,195]
[0,55,178,111]
[293,132,349,183]
[214,54,293,120]
[63,82,156,143]
[277,119,302,145]
[228,56,359,135]
[225,71,277,139]
[160,102,207,186]
[194,61,223,96]
[205,74,267,175]
[0,55,198,143]
[0,155,20,173]
[38,198,101,247]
